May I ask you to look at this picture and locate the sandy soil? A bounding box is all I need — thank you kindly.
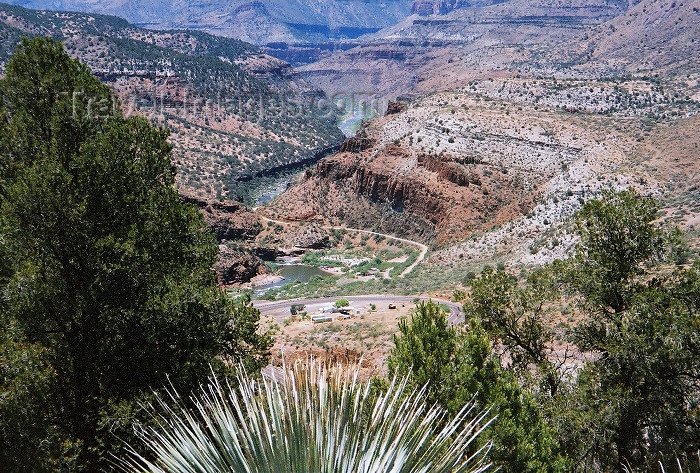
[267,303,415,380]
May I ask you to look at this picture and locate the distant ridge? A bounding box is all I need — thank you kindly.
[0,0,414,44]
[0,2,345,202]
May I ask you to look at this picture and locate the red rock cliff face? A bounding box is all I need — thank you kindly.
[181,193,266,285]
[352,166,445,224]
[418,155,480,187]
[181,194,262,242]
[271,138,540,244]
[315,152,446,227]
[339,136,376,153]
[214,245,267,286]
[315,155,358,180]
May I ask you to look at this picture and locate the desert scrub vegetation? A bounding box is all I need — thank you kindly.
[258,274,342,300]
[457,190,700,472]
[255,263,475,301]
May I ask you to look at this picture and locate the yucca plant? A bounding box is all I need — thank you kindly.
[119,360,495,473]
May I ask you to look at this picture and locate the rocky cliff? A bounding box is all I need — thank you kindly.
[410,0,504,16]
[1,0,413,57]
[297,0,657,102]
[214,245,268,285]
[268,122,536,244]
[181,194,263,242]
[181,194,268,284]
[265,77,700,249]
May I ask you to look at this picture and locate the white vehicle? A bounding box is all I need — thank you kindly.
[311,314,333,323]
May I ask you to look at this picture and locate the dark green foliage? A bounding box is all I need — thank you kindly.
[388,302,458,409]
[388,301,569,473]
[290,304,306,315]
[0,320,63,472]
[472,189,699,472]
[0,37,272,472]
[466,268,561,396]
[563,189,673,317]
[396,191,698,473]
[555,190,699,471]
[334,298,350,308]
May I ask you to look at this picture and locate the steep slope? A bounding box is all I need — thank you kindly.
[1,0,413,43]
[580,0,700,75]
[298,0,699,105]
[0,3,345,202]
[297,0,630,101]
[267,77,700,255]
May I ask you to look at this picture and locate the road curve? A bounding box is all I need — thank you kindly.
[258,215,428,278]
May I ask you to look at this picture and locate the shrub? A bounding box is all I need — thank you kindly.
[334,298,350,308]
[120,361,495,473]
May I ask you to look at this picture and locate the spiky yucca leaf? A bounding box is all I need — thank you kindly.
[119,361,494,473]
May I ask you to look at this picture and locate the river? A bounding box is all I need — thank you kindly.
[253,264,330,296]
[339,108,374,137]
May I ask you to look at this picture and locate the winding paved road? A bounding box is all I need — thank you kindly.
[258,215,428,278]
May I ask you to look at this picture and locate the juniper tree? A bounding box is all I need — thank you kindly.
[0,37,271,472]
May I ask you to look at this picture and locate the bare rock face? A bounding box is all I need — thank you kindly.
[214,245,267,286]
[181,193,266,285]
[293,226,330,249]
[339,137,376,153]
[181,194,262,242]
[411,0,510,16]
[254,246,280,260]
[385,101,408,115]
[410,0,469,16]
[418,155,479,187]
[316,154,358,180]
[352,166,445,223]
[315,149,446,226]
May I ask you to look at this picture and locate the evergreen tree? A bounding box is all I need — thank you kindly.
[558,189,699,471]
[466,190,699,472]
[388,301,569,473]
[0,37,271,472]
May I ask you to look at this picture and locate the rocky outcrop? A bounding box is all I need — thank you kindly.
[385,101,408,115]
[180,193,266,284]
[254,246,281,260]
[214,245,267,286]
[418,155,478,187]
[294,226,330,249]
[181,194,262,242]
[410,0,504,16]
[411,0,464,16]
[339,137,376,153]
[316,147,446,225]
[316,155,359,180]
[352,167,445,223]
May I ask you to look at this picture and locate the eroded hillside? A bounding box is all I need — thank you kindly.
[0,3,345,202]
[267,79,700,270]
[1,0,414,64]
[298,0,699,104]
